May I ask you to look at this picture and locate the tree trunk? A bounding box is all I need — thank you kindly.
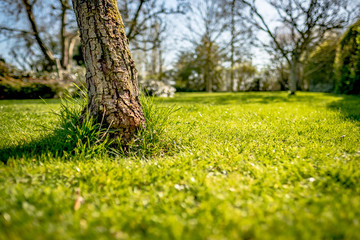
[229,0,236,92]
[66,35,78,70]
[289,59,298,95]
[205,42,213,92]
[230,61,234,92]
[205,70,212,92]
[72,0,146,144]
[22,0,56,67]
[151,45,157,76]
[60,0,69,70]
[158,46,163,80]
[60,0,79,72]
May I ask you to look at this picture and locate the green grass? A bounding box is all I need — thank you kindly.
[0,92,360,240]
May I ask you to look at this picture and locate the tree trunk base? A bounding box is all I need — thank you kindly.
[73,0,146,145]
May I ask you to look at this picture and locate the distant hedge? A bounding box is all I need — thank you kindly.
[0,77,57,99]
[0,60,86,99]
[334,19,360,95]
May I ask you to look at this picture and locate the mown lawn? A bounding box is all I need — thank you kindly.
[0,92,360,240]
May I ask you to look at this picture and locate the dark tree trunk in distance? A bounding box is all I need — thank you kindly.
[22,0,56,67]
[229,0,236,92]
[72,0,146,144]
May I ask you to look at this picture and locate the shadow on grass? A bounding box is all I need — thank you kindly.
[327,94,360,122]
[160,92,321,105]
[0,129,78,164]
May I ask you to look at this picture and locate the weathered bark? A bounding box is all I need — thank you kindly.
[72,0,146,144]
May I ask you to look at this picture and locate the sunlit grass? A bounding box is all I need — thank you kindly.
[0,92,360,239]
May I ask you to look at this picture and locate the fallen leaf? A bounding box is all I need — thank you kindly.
[74,188,85,211]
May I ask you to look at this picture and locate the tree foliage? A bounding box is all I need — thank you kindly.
[174,38,223,92]
[334,19,360,95]
[241,0,358,94]
[303,35,339,92]
[174,51,202,91]
[0,0,78,72]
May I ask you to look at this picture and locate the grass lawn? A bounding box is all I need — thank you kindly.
[0,92,360,239]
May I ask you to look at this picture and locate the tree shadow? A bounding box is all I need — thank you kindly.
[327,94,360,122]
[0,128,77,164]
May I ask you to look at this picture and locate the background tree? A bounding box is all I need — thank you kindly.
[0,0,186,74]
[72,0,145,143]
[134,19,166,81]
[303,34,340,92]
[334,18,360,95]
[119,0,187,47]
[240,0,357,94]
[0,0,78,73]
[267,51,289,91]
[174,37,224,92]
[98,0,187,82]
[235,62,257,91]
[182,0,229,92]
[196,36,224,91]
[222,0,253,92]
[174,51,203,91]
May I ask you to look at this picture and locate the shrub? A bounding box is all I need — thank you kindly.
[0,77,57,99]
[334,19,360,94]
[139,79,176,97]
[304,35,339,92]
[0,61,86,99]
